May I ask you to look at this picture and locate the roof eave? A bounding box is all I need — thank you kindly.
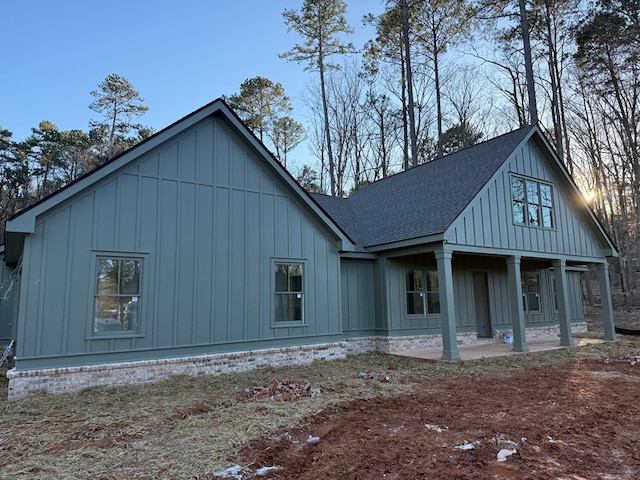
[5,99,355,253]
[365,234,445,253]
[529,127,619,258]
[6,100,224,235]
[217,104,355,252]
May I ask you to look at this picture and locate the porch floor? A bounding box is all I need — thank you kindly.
[389,336,606,361]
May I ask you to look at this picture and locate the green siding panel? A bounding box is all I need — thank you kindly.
[446,141,607,261]
[0,256,18,340]
[14,115,344,369]
[382,253,577,337]
[340,259,376,334]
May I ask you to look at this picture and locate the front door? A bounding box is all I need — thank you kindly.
[473,272,492,338]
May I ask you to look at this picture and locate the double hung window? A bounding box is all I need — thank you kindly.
[274,262,304,323]
[406,269,440,315]
[94,256,142,334]
[521,272,541,313]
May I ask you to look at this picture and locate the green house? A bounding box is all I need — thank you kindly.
[0,100,617,399]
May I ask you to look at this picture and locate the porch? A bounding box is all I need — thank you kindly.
[390,335,607,361]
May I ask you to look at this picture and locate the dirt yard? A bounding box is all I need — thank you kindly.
[1,307,640,479]
[215,350,640,479]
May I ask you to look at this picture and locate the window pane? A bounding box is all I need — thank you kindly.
[528,204,540,226]
[120,260,140,295]
[526,180,539,204]
[551,276,558,311]
[275,293,302,322]
[275,264,289,292]
[513,201,525,224]
[526,273,540,293]
[427,271,438,292]
[406,270,424,291]
[406,292,424,315]
[540,184,553,207]
[94,256,142,335]
[512,177,525,200]
[289,264,303,292]
[542,207,553,228]
[96,258,118,295]
[94,297,122,333]
[427,292,440,314]
[528,292,540,311]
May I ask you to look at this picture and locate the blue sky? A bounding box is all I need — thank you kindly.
[1,1,385,168]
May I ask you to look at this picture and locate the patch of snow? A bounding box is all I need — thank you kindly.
[424,423,447,432]
[497,448,517,462]
[306,435,320,444]
[256,466,283,476]
[455,442,476,450]
[213,465,244,479]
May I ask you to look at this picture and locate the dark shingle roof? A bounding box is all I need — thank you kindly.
[313,125,535,250]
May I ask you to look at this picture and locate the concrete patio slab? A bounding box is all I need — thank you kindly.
[389,337,606,361]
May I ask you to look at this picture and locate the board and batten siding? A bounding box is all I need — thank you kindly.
[383,254,581,337]
[445,140,606,260]
[15,115,343,370]
[0,255,17,340]
[340,259,376,335]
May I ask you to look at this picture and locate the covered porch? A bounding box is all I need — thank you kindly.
[390,335,607,361]
[382,244,617,362]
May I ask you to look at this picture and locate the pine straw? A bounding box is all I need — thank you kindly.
[1,338,639,479]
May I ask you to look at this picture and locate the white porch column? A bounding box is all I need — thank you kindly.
[552,259,575,347]
[435,249,460,361]
[506,256,529,352]
[596,262,616,341]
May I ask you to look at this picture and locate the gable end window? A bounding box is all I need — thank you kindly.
[511,175,554,228]
[274,262,304,323]
[406,269,440,315]
[93,255,142,335]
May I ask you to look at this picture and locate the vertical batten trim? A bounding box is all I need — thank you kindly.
[61,207,74,355]
[192,130,200,345]
[34,224,47,356]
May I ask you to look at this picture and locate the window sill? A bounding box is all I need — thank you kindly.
[271,322,308,328]
[87,333,145,340]
[513,222,557,231]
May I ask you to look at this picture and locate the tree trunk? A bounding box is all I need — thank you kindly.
[319,53,336,196]
[519,0,538,125]
[402,0,419,167]
[434,39,443,159]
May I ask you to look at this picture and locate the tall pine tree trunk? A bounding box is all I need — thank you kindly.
[319,53,337,196]
[402,0,419,167]
[519,0,538,125]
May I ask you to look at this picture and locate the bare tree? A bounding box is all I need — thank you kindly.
[281,0,355,196]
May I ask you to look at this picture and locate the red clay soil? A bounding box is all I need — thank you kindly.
[211,355,640,479]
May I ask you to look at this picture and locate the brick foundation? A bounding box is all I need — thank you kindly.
[7,343,347,401]
[7,322,590,400]
[345,322,589,355]
[494,322,588,342]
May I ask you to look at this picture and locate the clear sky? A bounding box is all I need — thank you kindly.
[1,1,385,168]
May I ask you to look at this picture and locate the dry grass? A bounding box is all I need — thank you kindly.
[1,336,640,479]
